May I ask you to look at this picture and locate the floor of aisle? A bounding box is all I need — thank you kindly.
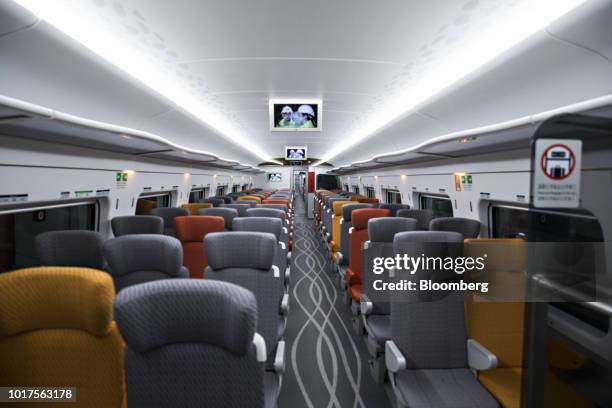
[278,196,392,408]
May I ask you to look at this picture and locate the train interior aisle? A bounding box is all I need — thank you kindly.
[279,196,391,408]
[1,0,612,407]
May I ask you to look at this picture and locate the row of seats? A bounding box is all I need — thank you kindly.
[314,190,510,407]
[1,189,295,407]
[316,191,593,407]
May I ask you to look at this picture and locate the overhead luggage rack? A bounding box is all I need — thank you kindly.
[0,95,262,173]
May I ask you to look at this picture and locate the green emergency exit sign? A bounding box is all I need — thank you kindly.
[461,175,472,184]
[116,172,128,182]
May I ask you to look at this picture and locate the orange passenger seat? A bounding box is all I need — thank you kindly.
[174,216,225,278]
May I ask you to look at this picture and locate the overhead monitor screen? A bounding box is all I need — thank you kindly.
[285,146,307,161]
[268,173,282,182]
[270,99,321,131]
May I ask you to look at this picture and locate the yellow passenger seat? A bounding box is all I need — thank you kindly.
[238,195,262,204]
[464,239,592,408]
[330,201,357,261]
[0,267,126,408]
[181,202,213,215]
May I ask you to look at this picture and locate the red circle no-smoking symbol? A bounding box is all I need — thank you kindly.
[540,144,575,180]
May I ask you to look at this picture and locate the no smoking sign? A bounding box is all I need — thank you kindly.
[534,139,582,208]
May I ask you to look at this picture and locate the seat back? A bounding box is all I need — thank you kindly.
[150,207,189,236]
[199,198,225,207]
[174,216,225,278]
[331,201,357,257]
[347,209,390,295]
[111,215,163,236]
[35,230,106,269]
[338,203,373,266]
[233,217,286,270]
[262,199,289,206]
[211,195,232,204]
[464,238,526,368]
[368,217,418,243]
[181,203,213,215]
[115,279,265,408]
[238,195,262,204]
[397,209,434,231]
[246,207,285,223]
[379,203,410,216]
[258,203,288,213]
[325,197,346,235]
[0,267,125,407]
[349,195,367,201]
[391,231,466,369]
[103,235,187,292]
[197,207,239,230]
[430,217,481,238]
[205,232,284,361]
[222,203,250,217]
[238,199,259,208]
[357,197,379,205]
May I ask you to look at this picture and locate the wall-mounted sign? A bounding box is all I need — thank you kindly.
[116,172,128,189]
[454,174,472,192]
[534,139,581,208]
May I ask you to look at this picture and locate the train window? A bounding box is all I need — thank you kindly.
[0,202,97,272]
[232,185,240,193]
[365,187,376,199]
[385,189,401,204]
[188,187,209,203]
[490,205,604,242]
[420,195,453,217]
[216,186,227,196]
[241,184,249,191]
[352,186,360,195]
[343,184,349,192]
[136,192,171,215]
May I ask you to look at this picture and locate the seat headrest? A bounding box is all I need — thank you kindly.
[464,238,526,272]
[430,217,481,239]
[236,199,258,208]
[114,279,257,354]
[379,203,410,216]
[358,198,379,204]
[197,208,239,229]
[333,201,358,215]
[233,217,282,241]
[199,198,225,207]
[0,267,114,337]
[352,209,390,230]
[181,203,214,215]
[349,195,367,201]
[103,235,183,276]
[368,217,418,242]
[394,230,464,245]
[246,208,285,221]
[342,203,373,221]
[111,215,164,236]
[150,207,189,225]
[174,216,225,242]
[238,195,262,203]
[211,196,232,204]
[221,203,250,217]
[35,230,105,269]
[262,199,289,205]
[258,203,288,212]
[205,232,277,270]
[397,209,434,230]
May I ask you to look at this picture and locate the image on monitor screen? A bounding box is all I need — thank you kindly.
[285,147,307,160]
[268,173,282,182]
[270,99,321,131]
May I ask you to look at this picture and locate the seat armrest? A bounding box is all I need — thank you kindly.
[348,227,354,234]
[360,294,373,315]
[467,339,498,371]
[334,251,343,266]
[283,226,288,234]
[253,333,267,363]
[287,251,291,263]
[385,341,406,373]
[274,341,286,374]
[339,218,344,225]
[284,266,291,284]
[363,240,371,250]
[280,293,290,315]
[279,241,286,250]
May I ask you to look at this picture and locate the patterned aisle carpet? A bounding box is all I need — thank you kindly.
[278,197,391,408]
